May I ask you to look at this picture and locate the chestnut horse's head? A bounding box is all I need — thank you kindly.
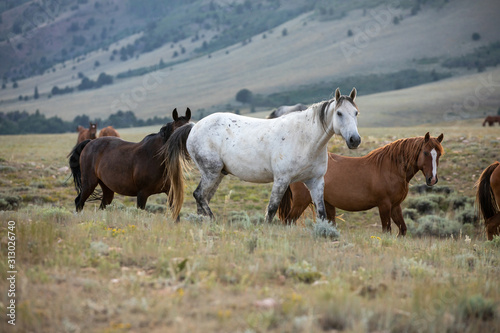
[89,122,98,139]
[417,132,444,186]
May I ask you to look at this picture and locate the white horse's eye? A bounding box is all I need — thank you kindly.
[337,111,343,117]
[355,111,359,117]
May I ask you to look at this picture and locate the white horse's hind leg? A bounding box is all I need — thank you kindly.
[193,167,224,218]
[265,179,291,223]
[304,177,327,222]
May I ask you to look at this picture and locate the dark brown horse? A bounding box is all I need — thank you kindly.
[69,108,191,215]
[475,161,500,240]
[482,116,500,126]
[77,122,97,143]
[99,126,120,138]
[278,133,444,236]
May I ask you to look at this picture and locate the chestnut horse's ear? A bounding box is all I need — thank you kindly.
[186,108,191,120]
[350,87,357,100]
[424,132,430,143]
[172,108,178,121]
[437,133,444,143]
[335,88,341,101]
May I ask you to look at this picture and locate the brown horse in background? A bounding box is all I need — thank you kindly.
[77,122,97,143]
[482,116,500,126]
[278,133,444,236]
[475,161,500,240]
[99,126,120,138]
[69,108,191,215]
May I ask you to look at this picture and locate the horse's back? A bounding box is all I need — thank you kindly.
[99,126,120,138]
[188,112,324,183]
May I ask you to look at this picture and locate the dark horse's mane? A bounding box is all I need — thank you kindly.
[142,121,176,144]
[364,136,444,171]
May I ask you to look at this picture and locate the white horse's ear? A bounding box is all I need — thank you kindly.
[424,132,430,142]
[350,87,357,100]
[437,133,444,142]
[172,108,178,121]
[186,108,191,120]
[335,88,341,100]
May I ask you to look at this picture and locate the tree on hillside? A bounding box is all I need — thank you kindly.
[34,86,39,99]
[236,89,253,105]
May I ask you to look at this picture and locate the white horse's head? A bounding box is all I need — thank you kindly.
[332,87,361,149]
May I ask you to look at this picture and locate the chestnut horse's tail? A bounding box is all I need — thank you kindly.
[277,186,293,223]
[476,161,500,222]
[163,123,194,220]
[68,139,92,197]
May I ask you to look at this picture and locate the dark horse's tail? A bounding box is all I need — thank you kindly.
[476,161,500,222]
[69,139,91,196]
[68,140,102,202]
[162,123,194,219]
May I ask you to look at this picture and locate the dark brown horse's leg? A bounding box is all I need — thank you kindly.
[99,183,115,210]
[486,214,500,240]
[390,205,407,237]
[77,182,98,212]
[136,192,149,210]
[378,202,392,233]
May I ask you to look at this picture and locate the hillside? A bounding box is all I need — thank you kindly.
[0,0,499,127]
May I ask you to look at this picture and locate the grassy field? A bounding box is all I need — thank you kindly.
[0,123,499,332]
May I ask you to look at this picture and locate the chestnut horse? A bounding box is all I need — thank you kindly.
[475,161,500,240]
[278,133,444,236]
[77,122,97,143]
[69,108,191,215]
[99,126,120,138]
[482,116,500,126]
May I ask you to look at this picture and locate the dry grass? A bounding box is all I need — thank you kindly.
[0,124,499,332]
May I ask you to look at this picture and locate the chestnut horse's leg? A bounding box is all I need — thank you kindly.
[324,201,337,225]
[99,183,115,210]
[390,204,407,237]
[486,214,500,240]
[378,201,392,233]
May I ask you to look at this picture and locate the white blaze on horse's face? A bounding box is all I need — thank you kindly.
[418,132,444,186]
[332,88,361,149]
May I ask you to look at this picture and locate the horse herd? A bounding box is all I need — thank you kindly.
[76,122,120,143]
[68,88,500,240]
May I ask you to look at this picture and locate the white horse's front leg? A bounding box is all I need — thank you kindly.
[265,179,290,223]
[304,177,327,221]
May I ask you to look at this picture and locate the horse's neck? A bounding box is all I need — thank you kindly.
[300,103,334,149]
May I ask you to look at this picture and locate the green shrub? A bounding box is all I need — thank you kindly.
[411,215,461,238]
[39,207,73,224]
[0,194,21,210]
[458,294,496,321]
[312,219,340,240]
[402,208,418,221]
[406,196,439,214]
[456,205,477,225]
[145,203,166,213]
[285,260,322,284]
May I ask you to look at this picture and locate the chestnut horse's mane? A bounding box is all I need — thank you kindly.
[365,136,444,171]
